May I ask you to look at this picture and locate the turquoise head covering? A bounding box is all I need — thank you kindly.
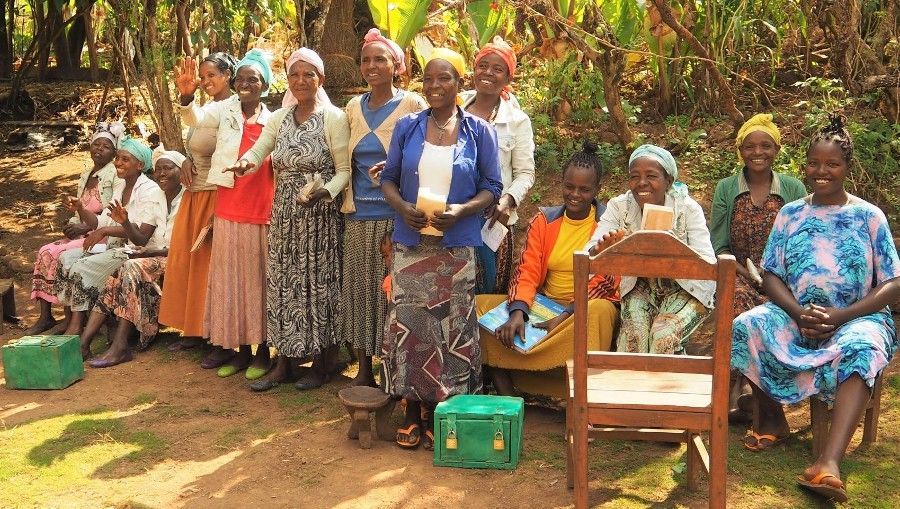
[629,144,688,199]
[118,137,153,173]
[236,49,272,97]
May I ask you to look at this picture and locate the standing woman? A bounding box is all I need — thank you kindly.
[231,48,350,391]
[160,52,237,351]
[176,49,275,377]
[26,122,123,334]
[341,28,427,387]
[380,49,502,450]
[461,36,535,294]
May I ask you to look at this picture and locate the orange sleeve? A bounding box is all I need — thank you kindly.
[508,212,548,309]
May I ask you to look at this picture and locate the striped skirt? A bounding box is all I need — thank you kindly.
[339,218,393,356]
[55,247,130,312]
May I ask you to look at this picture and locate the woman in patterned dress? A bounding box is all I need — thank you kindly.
[731,116,900,503]
[710,114,806,422]
[231,48,351,392]
[26,122,123,334]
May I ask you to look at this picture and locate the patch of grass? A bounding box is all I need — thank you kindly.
[129,393,157,406]
[216,417,273,450]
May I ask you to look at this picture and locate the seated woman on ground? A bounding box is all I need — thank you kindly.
[79,147,186,367]
[585,144,715,355]
[55,137,168,338]
[731,115,899,504]
[27,122,123,334]
[710,113,807,422]
[476,142,618,397]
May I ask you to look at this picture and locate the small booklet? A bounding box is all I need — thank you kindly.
[87,243,107,254]
[190,223,213,253]
[299,174,324,202]
[480,220,509,252]
[640,204,675,231]
[478,294,568,354]
[416,187,447,236]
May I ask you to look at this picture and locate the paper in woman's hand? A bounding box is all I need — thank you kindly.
[640,204,675,231]
[746,259,763,285]
[298,174,325,202]
[416,187,447,236]
[481,220,508,252]
[190,223,213,253]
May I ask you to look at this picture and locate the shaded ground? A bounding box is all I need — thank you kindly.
[2,130,899,509]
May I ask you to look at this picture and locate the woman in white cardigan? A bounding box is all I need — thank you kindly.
[585,144,716,355]
[229,48,351,392]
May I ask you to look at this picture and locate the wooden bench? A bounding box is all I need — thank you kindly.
[337,386,396,449]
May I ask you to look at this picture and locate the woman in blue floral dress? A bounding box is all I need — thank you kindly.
[731,116,900,503]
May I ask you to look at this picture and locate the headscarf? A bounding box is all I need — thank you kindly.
[282,47,331,109]
[118,137,153,173]
[236,48,273,97]
[91,121,125,146]
[735,113,781,163]
[629,144,688,199]
[424,48,466,106]
[151,145,186,169]
[474,36,516,99]
[362,28,406,74]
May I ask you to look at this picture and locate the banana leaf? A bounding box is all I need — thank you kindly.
[367,0,430,49]
[466,0,513,46]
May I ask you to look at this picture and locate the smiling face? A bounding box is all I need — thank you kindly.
[234,65,265,105]
[805,140,849,202]
[473,53,510,97]
[287,60,323,106]
[628,157,673,208]
[360,43,396,89]
[198,61,231,99]
[562,164,600,218]
[422,59,460,110]
[89,137,116,168]
[739,130,780,175]
[114,150,144,179]
[152,158,181,194]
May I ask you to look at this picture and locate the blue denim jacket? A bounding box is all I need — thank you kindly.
[382,107,503,247]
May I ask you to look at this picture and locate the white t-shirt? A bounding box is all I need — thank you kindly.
[417,141,454,197]
[97,173,168,250]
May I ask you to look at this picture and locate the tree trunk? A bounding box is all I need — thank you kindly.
[305,0,333,50]
[293,0,306,47]
[36,1,50,79]
[0,0,10,78]
[241,0,259,52]
[83,6,99,81]
[649,0,744,128]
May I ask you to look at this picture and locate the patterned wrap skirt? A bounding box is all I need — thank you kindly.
[55,247,131,312]
[31,237,86,303]
[96,256,167,349]
[382,236,482,403]
[475,220,515,294]
[340,218,393,357]
[617,277,709,354]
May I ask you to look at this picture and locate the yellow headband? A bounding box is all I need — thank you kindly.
[425,48,466,79]
[736,113,781,163]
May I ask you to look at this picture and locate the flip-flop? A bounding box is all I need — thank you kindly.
[422,429,435,451]
[396,424,421,449]
[742,430,789,451]
[797,472,848,503]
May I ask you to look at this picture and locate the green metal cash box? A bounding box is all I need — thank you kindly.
[434,395,524,470]
[2,335,84,389]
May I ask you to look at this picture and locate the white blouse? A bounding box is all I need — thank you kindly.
[97,173,168,250]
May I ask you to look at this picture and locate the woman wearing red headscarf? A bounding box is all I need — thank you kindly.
[462,36,535,295]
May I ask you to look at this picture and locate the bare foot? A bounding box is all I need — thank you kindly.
[25,317,58,336]
[347,373,378,388]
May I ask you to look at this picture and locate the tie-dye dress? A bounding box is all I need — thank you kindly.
[731,197,900,405]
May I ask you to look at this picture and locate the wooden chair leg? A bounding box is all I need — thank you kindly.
[685,432,700,491]
[573,411,590,509]
[810,397,829,458]
[565,406,575,489]
[861,377,883,447]
[708,422,727,509]
[354,409,373,449]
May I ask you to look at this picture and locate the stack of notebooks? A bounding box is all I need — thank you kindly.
[477,295,567,354]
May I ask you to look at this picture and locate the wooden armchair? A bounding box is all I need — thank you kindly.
[566,231,736,509]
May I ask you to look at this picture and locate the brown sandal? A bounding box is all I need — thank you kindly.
[797,472,848,503]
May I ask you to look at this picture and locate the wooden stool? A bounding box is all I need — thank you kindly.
[337,386,396,449]
[0,279,17,334]
[810,375,883,457]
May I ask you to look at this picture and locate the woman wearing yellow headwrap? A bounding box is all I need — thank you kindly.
[709,113,806,422]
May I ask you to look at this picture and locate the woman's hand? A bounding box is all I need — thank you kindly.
[398,201,427,230]
[180,158,197,187]
[487,194,516,228]
[367,161,386,185]
[431,204,466,232]
[224,159,255,177]
[497,310,527,349]
[108,200,129,225]
[127,246,146,259]
[589,229,627,256]
[82,228,107,252]
[298,187,330,208]
[797,304,844,341]
[62,223,90,240]
[61,194,82,213]
[173,56,200,102]
[534,311,570,334]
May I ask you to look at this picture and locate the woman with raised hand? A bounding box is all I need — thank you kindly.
[380,48,502,451]
[26,122,123,334]
[340,28,427,387]
[732,116,899,504]
[229,48,350,392]
[80,147,186,367]
[159,52,238,352]
[585,144,715,355]
[56,137,168,339]
[176,49,275,378]
[476,142,617,397]
[461,36,535,294]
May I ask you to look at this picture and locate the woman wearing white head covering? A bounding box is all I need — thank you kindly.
[584,144,716,355]
[25,122,124,335]
[79,147,186,367]
[228,47,351,392]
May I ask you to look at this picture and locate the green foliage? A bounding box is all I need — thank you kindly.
[467,0,513,46]
[367,0,430,49]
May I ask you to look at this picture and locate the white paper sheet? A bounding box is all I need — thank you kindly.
[480,220,509,252]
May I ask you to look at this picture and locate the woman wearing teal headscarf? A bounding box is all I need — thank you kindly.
[56,136,169,343]
[177,48,275,377]
[584,144,716,354]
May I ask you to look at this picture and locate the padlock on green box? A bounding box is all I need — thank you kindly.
[2,335,84,390]
[433,395,524,470]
